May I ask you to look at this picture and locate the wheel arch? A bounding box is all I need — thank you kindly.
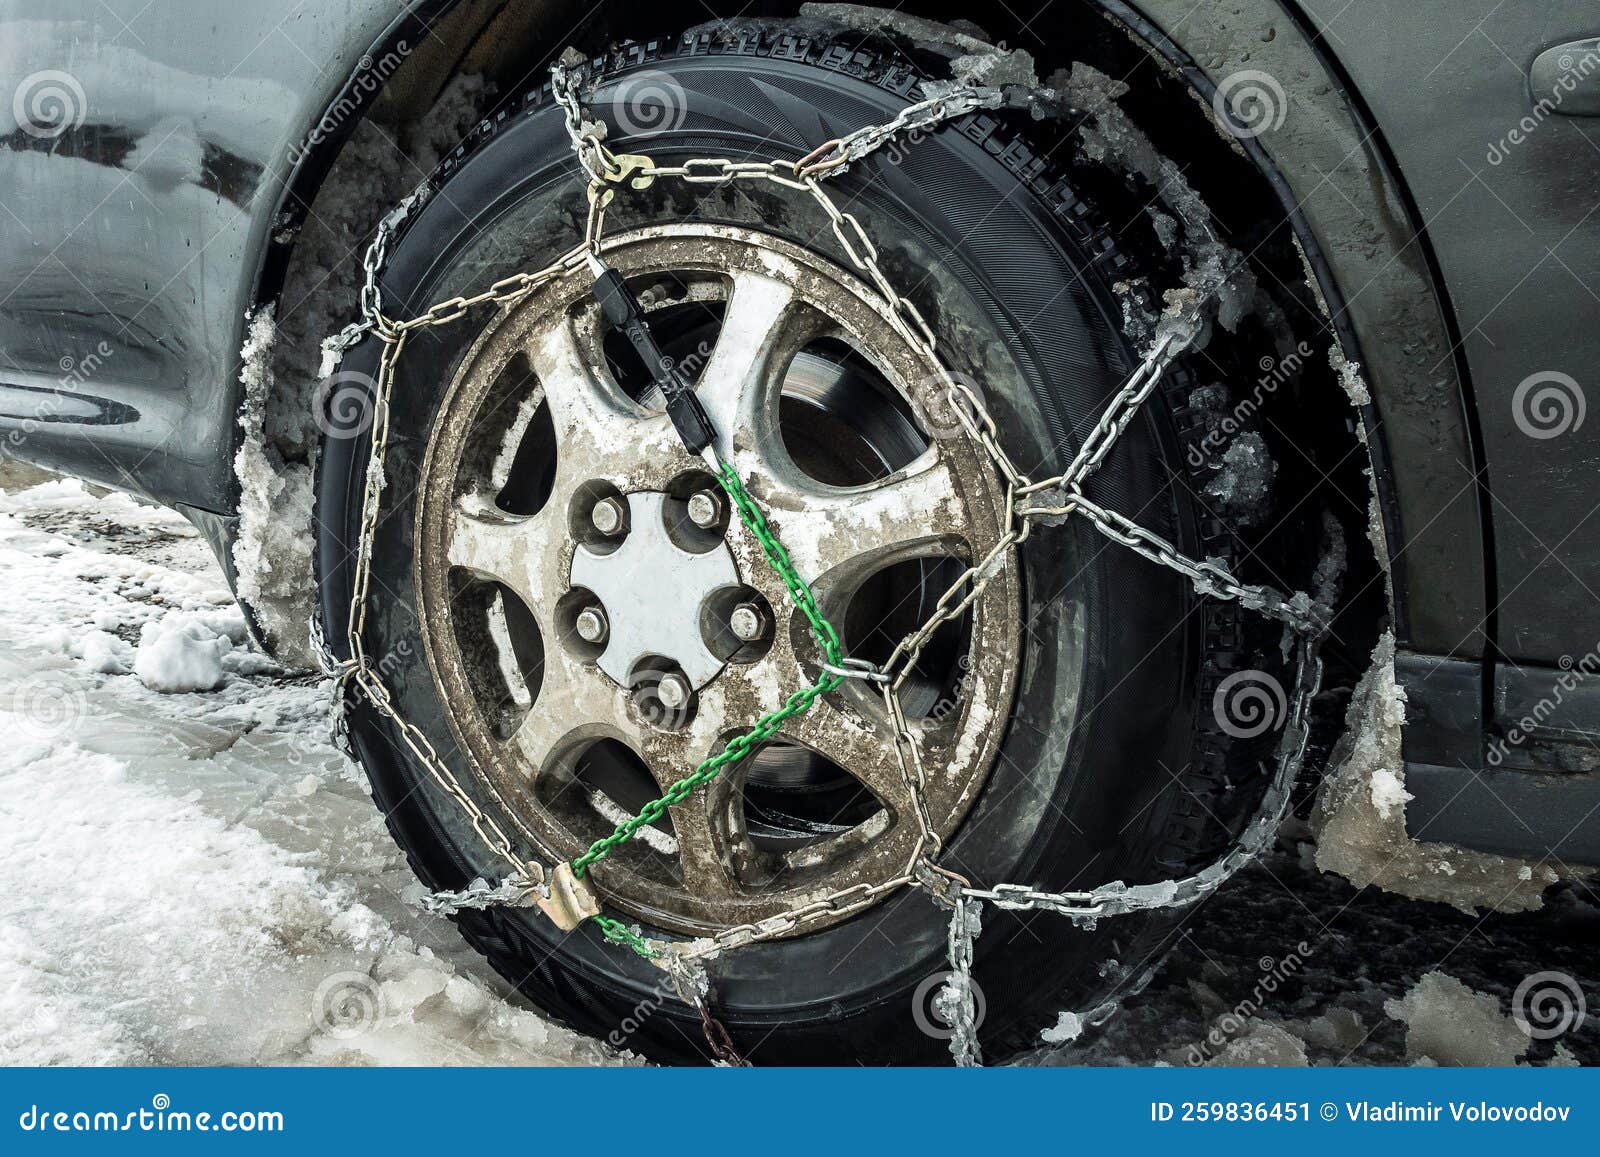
[1093,0,1489,660]
[249,0,1486,661]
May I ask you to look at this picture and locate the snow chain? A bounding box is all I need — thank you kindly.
[314,58,1329,1066]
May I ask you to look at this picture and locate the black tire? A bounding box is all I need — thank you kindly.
[316,24,1283,1065]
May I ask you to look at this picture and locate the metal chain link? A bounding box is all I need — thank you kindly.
[941,893,984,1067]
[316,58,1333,1057]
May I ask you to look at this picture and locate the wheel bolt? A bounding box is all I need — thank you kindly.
[574,605,609,645]
[655,672,691,711]
[686,489,722,530]
[729,602,769,643]
[591,496,626,536]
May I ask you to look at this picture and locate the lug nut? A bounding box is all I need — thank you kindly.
[590,496,626,536]
[729,602,769,643]
[686,489,723,530]
[574,605,609,645]
[655,672,692,711]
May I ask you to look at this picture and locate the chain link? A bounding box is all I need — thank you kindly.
[315,58,1333,1056]
[941,892,984,1067]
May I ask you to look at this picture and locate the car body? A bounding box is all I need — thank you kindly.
[3,0,1599,866]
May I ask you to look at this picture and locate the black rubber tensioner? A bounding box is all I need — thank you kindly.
[588,256,717,456]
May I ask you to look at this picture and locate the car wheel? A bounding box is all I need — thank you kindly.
[315,25,1288,1065]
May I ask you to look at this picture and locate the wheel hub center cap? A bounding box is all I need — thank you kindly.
[569,490,738,689]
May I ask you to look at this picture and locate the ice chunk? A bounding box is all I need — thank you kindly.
[1041,1009,1083,1045]
[1383,971,1529,1066]
[1368,767,1412,820]
[1206,1020,1308,1066]
[1313,633,1558,913]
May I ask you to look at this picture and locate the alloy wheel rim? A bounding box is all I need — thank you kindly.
[415,223,1022,935]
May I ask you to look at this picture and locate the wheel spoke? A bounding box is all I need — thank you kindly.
[775,697,912,815]
[694,270,800,463]
[664,793,740,899]
[523,309,647,452]
[506,649,617,778]
[447,504,545,606]
[777,458,966,589]
[633,724,741,899]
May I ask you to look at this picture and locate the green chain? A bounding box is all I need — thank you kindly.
[592,913,658,957]
[572,465,847,954]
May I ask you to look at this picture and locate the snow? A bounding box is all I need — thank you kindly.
[1047,63,1258,341]
[1040,1010,1084,1045]
[234,74,492,670]
[1313,633,1560,914]
[1207,1020,1308,1066]
[0,475,629,1067]
[132,611,236,693]
[1330,345,1372,408]
[1203,432,1277,526]
[1384,971,1531,1066]
[2,474,1594,1067]
[232,305,318,666]
[77,629,131,675]
[1368,767,1412,821]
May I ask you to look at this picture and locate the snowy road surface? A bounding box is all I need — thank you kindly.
[0,474,1593,1067]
